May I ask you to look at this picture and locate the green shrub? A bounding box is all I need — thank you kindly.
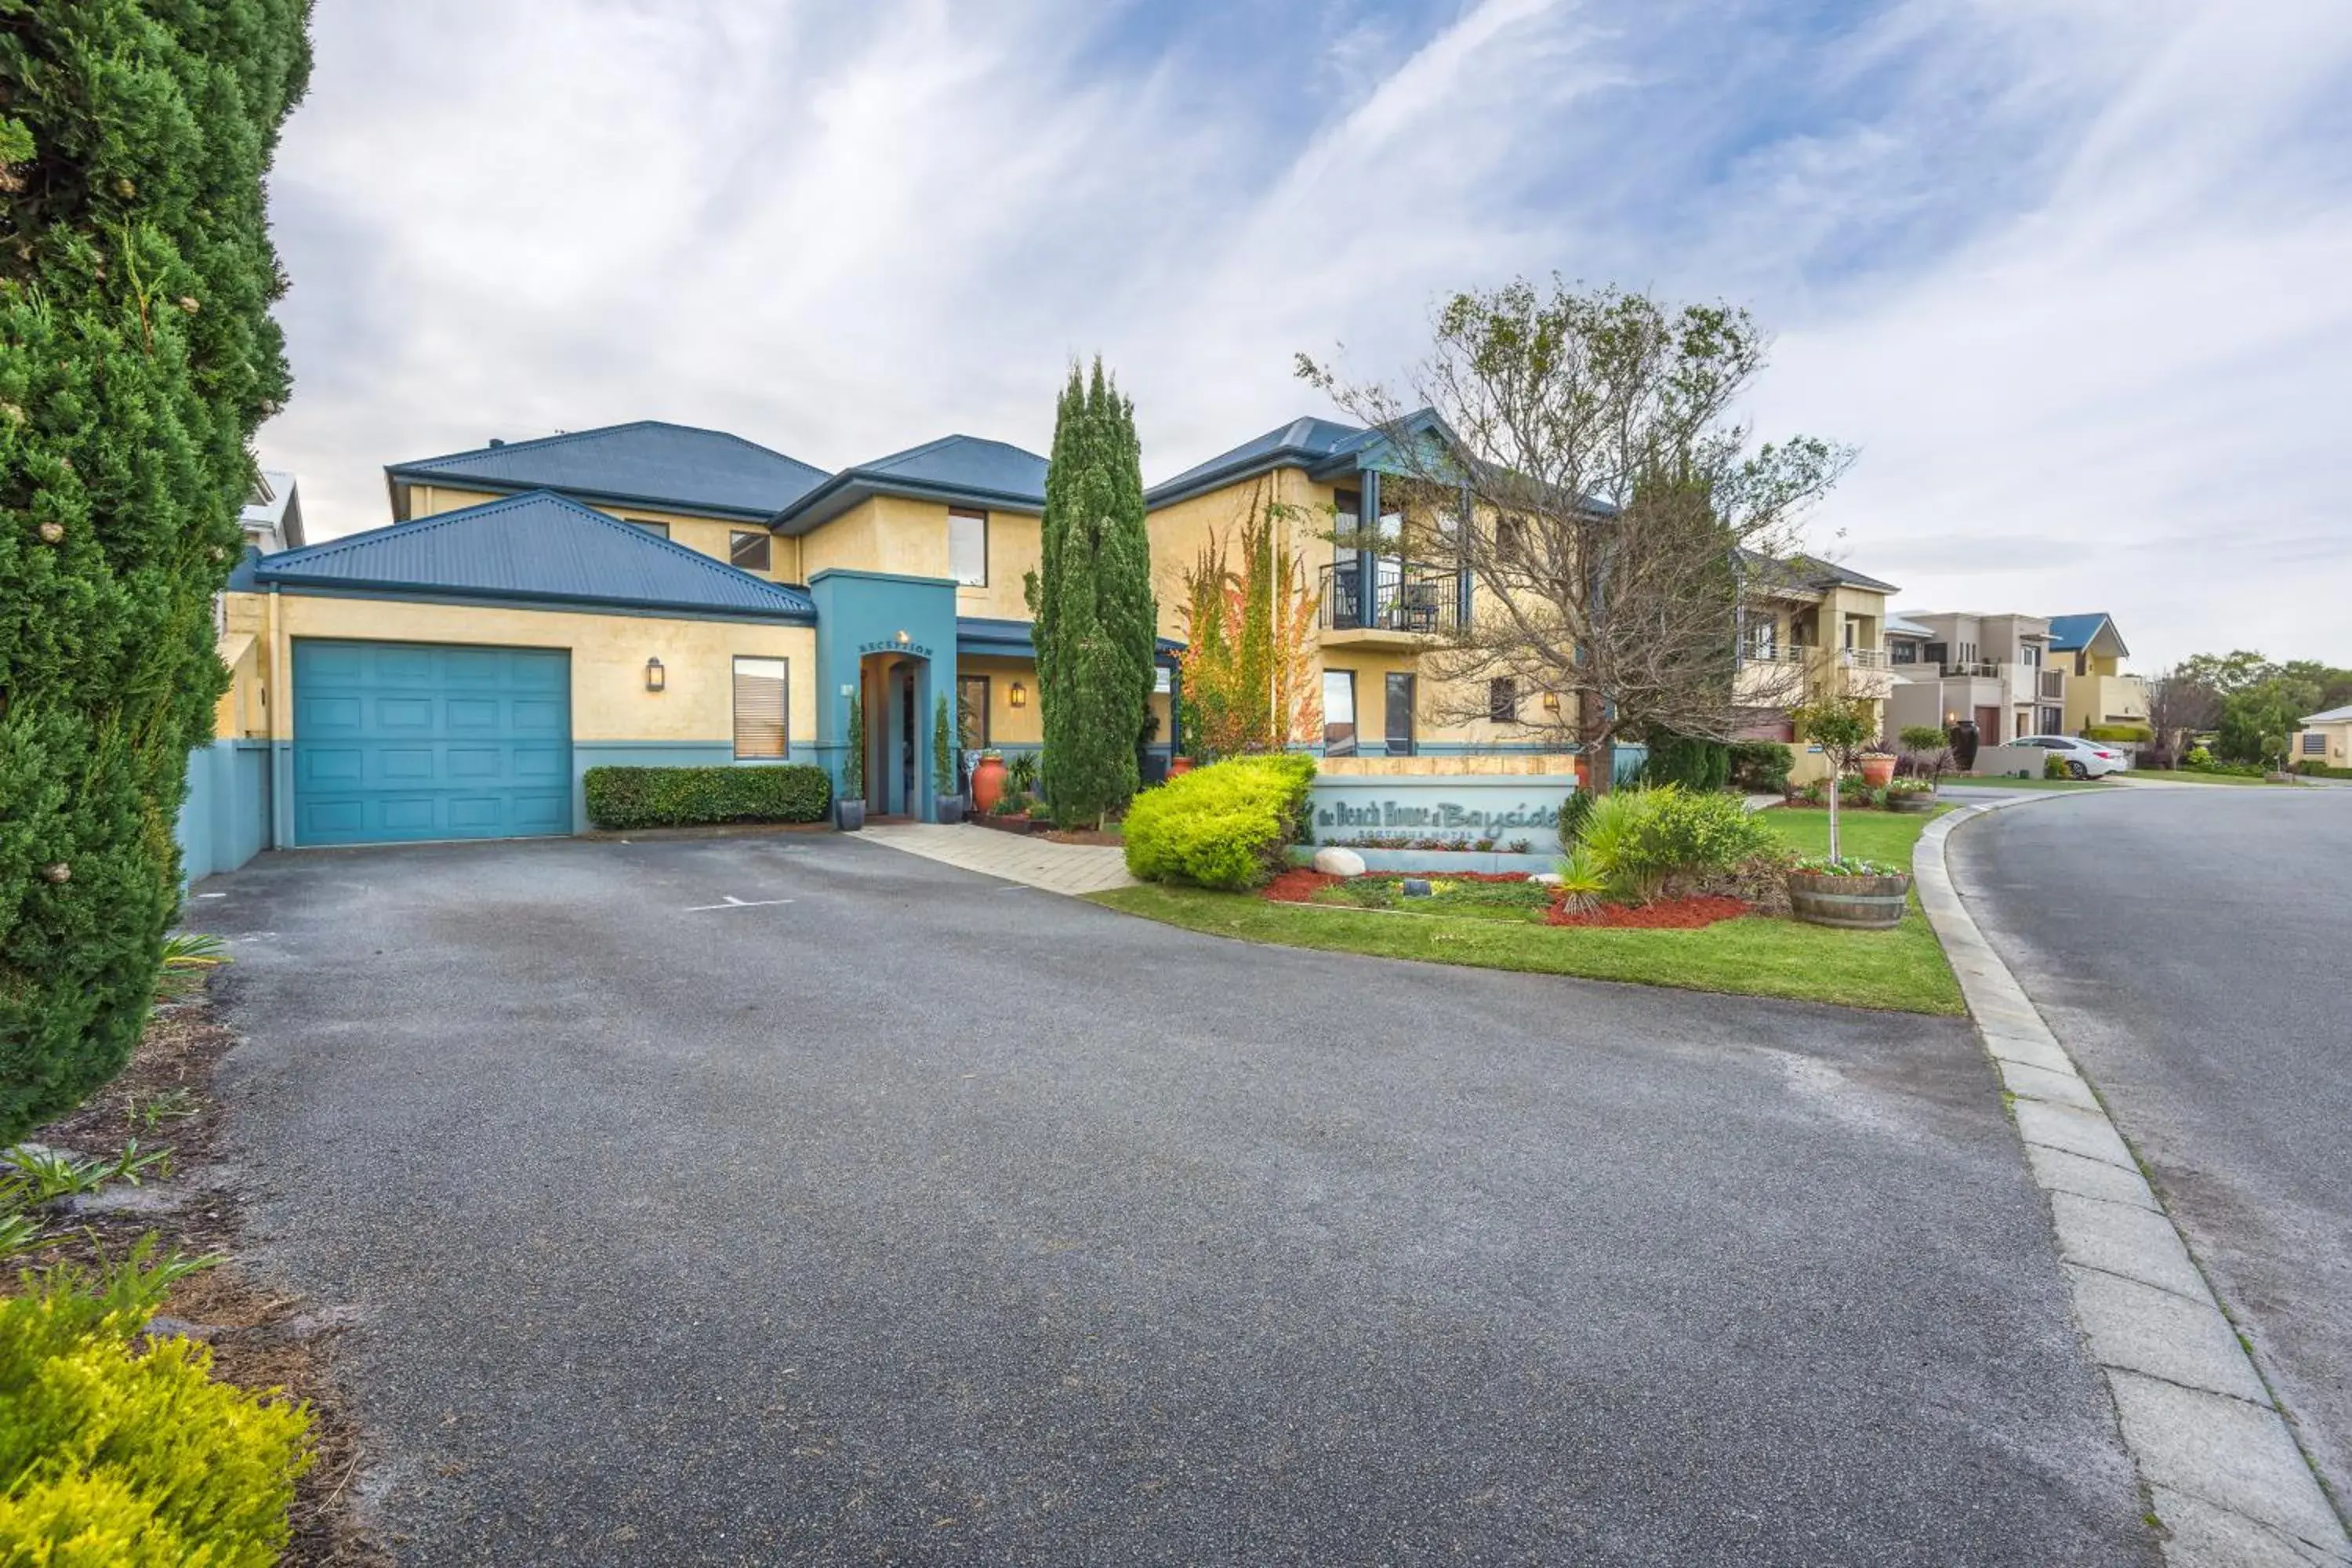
[583,764,830,829]
[1639,734,1731,792]
[2296,761,2352,779]
[0,2,313,1146]
[0,1252,311,1565]
[2084,724,2151,744]
[1556,790,1595,848]
[1577,786,1779,904]
[2044,752,2071,780]
[1122,754,1316,890]
[1728,741,1794,794]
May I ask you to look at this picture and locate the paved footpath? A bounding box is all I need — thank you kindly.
[861,821,1136,894]
[1921,793,2352,1567]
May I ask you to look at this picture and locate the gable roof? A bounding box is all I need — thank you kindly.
[385,421,829,523]
[771,434,1048,533]
[2046,612,2125,656]
[239,490,814,620]
[1144,416,1378,508]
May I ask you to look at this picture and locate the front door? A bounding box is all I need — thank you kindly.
[901,673,919,814]
[1385,673,1417,757]
[1975,704,2003,743]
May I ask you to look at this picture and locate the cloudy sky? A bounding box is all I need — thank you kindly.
[258,0,2352,668]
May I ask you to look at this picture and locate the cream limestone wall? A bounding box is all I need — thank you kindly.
[798,496,1044,619]
[1147,469,1338,643]
[405,484,800,583]
[218,590,816,750]
[956,655,1044,748]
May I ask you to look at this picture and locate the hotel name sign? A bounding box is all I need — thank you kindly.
[1307,775,1577,849]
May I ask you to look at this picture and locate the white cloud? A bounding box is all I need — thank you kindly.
[258,0,2352,667]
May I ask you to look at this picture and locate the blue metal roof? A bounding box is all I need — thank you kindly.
[249,491,815,619]
[1144,416,1377,508]
[773,434,1048,533]
[2046,612,2122,655]
[956,615,1182,659]
[386,421,830,522]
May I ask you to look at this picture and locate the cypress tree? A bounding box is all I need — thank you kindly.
[0,3,313,1141]
[1025,359,1155,827]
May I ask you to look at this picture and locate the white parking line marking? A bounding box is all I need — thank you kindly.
[683,895,795,913]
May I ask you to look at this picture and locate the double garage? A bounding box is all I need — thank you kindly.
[290,640,573,847]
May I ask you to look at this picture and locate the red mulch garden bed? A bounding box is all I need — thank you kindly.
[1264,869,1340,902]
[1545,894,1748,929]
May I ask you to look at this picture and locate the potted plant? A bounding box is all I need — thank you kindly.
[837,695,866,831]
[971,750,1007,815]
[1007,750,1040,800]
[1886,776,1937,813]
[1859,750,1897,789]
[1788,855,1913,929]
[931,695,965,823]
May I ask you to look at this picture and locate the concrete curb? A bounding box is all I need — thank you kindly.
[1917,797,2352,1566]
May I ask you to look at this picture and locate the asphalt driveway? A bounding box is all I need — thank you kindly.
[1955,784,2352,1513]
[196,833,2153,1566]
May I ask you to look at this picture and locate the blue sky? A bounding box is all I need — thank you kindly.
[260,0,2352,666]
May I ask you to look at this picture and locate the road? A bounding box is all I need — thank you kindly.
[1954,782,2352,1515]
[196,833,2151,1566]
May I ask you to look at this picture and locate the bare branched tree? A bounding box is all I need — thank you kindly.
[2142,665,2224,766]
[1300,278,1852,790]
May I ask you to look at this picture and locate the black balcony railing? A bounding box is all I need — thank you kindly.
[1319,559,1461,635]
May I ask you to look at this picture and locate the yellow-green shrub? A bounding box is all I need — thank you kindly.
[1123,754,1316,890]
[0,1259,311,1566]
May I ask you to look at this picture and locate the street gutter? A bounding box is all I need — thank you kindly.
[1917,795,2352,1567]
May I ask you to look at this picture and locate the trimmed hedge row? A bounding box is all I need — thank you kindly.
[583,764,831,829]
[1123,754,1316,891]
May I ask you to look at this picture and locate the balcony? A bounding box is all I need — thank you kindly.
[1319,559,1462,644]
[1938,661,2001,679]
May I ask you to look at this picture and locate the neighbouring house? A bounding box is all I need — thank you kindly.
[2045,612,2148,735]
[2293,704,2352,768]
[1884,612,2065,745]
[1142,412,1896,786]
[239,468,305,554]
[193,421,1179,872]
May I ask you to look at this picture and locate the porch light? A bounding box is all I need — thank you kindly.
[1010,681,1028,709]
[644,657,666,692]
[1542,691,1560,714]
[895,629,910,646]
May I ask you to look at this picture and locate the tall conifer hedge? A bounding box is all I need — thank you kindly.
[0,2,311,1141]
[1026,360,1154,827]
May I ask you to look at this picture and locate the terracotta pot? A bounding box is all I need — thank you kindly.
[1168,757,1195,778]
[1860,754,1897,788]
[971,753,1007,815]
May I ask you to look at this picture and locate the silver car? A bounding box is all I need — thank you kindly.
[2016,735,2132,779]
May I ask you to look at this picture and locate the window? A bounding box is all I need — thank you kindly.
[1958,641,1977,665]
[2074,651,2089,677]
[1842,618,1857,650]
[1322,670,1357,756]
[2306,733,2327,756]
[958,675,990,748]
[949,509,987,587]
[626,518,670,539]
[1748,619,1778,660]
[731,657,788,759]
[1494,516,1526,564]
[1923,641,1948,666]
[1890,640,1918,665]
[730,531,772,573]
[1489,677,1519,724]
[1332,489,1362,557]
[2022,643,2042,668]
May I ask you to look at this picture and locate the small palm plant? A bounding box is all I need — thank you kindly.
[1554,847,1608,916]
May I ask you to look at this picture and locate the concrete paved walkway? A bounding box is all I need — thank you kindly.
[860,820,1137,894]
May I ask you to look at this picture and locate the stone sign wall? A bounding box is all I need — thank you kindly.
[1306,774,1578,854]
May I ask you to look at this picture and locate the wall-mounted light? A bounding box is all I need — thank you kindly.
[1541,690,1560,714]
[644,657,666,692]
[1009,681,1028,710]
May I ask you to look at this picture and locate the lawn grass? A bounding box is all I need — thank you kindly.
[2118,769,2293,787]
[1091,805,1964,1015]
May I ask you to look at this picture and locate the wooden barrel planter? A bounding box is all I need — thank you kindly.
[1788,869,1912,929]
[1887,791,1937,814]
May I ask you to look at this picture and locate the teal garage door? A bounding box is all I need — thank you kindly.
[292,640,572,846]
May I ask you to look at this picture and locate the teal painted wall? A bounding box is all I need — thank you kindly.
[177,739,273,882]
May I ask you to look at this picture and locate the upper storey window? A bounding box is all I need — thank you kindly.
[950,509,987,587]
